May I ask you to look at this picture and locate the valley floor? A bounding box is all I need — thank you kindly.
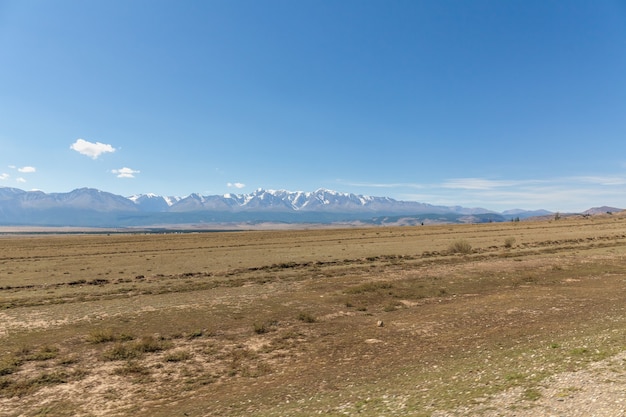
[1,215,626,416]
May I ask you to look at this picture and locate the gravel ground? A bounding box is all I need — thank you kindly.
[433,350,626,417]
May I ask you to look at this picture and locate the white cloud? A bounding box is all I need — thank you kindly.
[0,173,8,180]
[111,167,140,178]
[17,166,36,173]
[70,138,116,159]
[16,177,26,183]
[227,182,246,189]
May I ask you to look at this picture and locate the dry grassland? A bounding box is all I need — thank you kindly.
[1,215,626,416]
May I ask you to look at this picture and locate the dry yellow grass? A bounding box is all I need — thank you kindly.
[1,214,626,416]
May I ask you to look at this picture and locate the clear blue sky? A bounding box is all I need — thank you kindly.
[1,0,625,212]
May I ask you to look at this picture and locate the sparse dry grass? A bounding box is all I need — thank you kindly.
[1,215,626,415]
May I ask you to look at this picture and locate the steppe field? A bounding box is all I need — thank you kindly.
[2,214,626,416]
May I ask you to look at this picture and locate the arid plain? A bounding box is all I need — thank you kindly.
[2,214,626,416]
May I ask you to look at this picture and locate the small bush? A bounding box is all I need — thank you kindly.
[57,356,79,366]
[0,357,21,376]
[87,328,116,344]
[102,343,142,361]
[253,322,269,334]
[297,312,317,323]
[113,361,150,376]
[28,345,59,361]
[448,240,472,254]
[187,329,204,339]
[164,350,192,362]
[120,333,135,342]
[504,237,516,248]
[383,303,398,312]
[135,336,169,353]
[345,282,393,294]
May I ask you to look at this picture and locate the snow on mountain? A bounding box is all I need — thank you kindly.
[0,187,27,200]
[129,193,180,212]
[12,188,138,211]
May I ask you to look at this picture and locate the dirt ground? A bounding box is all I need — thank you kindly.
[1,215,626,416]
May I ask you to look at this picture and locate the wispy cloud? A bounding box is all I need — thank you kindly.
[227,182,246,189]
[0,173,8,180]
[569,175,626,186]
[111,167,140,178]
[17,166,36,173]
[340,175,626,212]
[70,138,116,159]
[434,176,626,211]
[337,180,425,189]
[16,177,26,183]
[441,178,539,190]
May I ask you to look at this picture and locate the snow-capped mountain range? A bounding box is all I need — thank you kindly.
[127,188,488,215]
[0,187,553,227]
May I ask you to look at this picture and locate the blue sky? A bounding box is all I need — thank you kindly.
[1,0,625,212]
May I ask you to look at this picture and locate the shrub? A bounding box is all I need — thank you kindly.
[87,328,116,344]
[187,329,204,339]
[297,312,317,323]
[113,361,150,376]
[448,240,472,254]
[504,237,516,248]
[253,322,269,334]
[383,303,398,312]
[28,345,59,361]
[345,282,393,294]
[164,350,192,362]
[0,357,21,376]
[135,336,169,353]
[102,343,142,361]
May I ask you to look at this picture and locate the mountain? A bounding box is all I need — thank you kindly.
[128,193,181,212]
[501,208,553,219]
[583,206,623,215]
[0,187,548,228]
[166,188,470,214]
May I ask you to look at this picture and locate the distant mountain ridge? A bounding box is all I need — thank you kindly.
[582,206,623,215]
[0,186,563,228]
[129,188,492,215]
